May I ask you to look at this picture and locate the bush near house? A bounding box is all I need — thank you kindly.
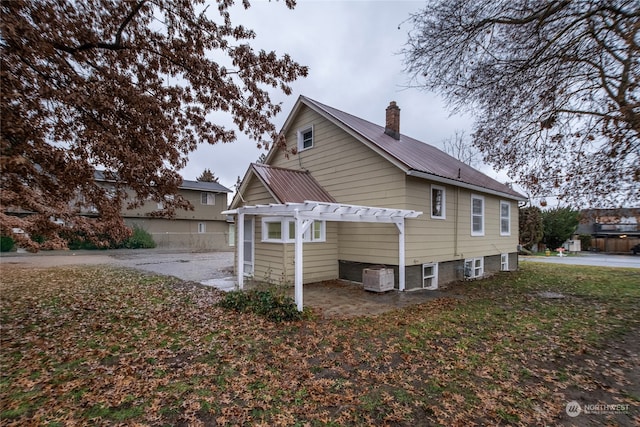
[121,225,156,249]
[217,288,303,322]
[0,235,15,252]
[66,225,156,250]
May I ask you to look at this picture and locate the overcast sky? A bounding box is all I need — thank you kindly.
[183,0,483,193]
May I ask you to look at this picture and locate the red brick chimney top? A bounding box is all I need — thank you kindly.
[385,101,400,140]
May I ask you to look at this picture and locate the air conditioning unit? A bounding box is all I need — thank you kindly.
[363,267,394,292]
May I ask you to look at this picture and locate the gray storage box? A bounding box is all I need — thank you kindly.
[363,267,394,292]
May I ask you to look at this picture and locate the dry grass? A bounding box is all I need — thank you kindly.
[1,263,639,426]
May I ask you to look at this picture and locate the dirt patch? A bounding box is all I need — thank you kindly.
[535,328,640,426]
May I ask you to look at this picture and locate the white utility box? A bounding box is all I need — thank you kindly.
[363,267,394,292]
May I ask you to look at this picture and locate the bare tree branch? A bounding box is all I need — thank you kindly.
[404,0,639,208]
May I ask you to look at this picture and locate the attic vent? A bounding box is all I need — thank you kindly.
[384,101,400,140]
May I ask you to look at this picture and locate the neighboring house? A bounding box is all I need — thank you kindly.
[92,171,233,250]
[225,96,526,309]
[577,208,640,253]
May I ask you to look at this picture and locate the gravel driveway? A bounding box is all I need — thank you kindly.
[0,249,237,290]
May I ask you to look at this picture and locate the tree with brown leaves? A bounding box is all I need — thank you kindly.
[404,0,639,208]
[1,0,307,250]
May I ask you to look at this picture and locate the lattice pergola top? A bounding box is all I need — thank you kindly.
[223,201,422,223]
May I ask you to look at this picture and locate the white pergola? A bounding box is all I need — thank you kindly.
[223,201,422,311]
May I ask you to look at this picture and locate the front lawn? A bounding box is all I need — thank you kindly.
[1,263,638,426]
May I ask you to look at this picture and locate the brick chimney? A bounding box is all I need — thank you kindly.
[384,101,400,140]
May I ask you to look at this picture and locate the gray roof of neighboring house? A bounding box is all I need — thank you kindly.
[180,179,231,193]
[94,170,231,193]
[296,96,525,200]
[250,163,336,203]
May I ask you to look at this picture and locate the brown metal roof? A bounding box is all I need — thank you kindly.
[251,163,336,204]
[300,96,525,200]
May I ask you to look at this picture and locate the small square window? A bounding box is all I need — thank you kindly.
[267,221,282,240]
[422,263,438,290]
[201,192,215,205]
[464,258,484,279]
[500,253,509,271]
[198,223,206,233]
[297,126,313,151]
[157,194,174,209]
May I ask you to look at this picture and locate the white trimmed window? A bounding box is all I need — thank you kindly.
[431,185,446,219]
[501,253,509,271]
[198,222,206,233]
[157,194,174,209]
[297,126,314,151]
[201,192,216,205]
[261,218,326,243]
[422,263,438,290]
[500,201,511,236]
[464,258,484,279]
[263,219,283,242]
[471,194,485,236]
[311,220,325,242]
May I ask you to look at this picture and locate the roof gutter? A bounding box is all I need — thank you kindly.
[406,170,528,202]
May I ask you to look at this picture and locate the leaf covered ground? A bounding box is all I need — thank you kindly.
[1,263,639,426]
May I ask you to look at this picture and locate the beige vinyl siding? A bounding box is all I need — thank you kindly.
[270,105,406,207]
[122,188,228,221]
[404,177,457,263]
[278,222,339,284]
[253,240,286,283]
[270,105,407,265]
[455,193,518,258]
[404,177,519,263]
[337,222,403,264]
[253,223,338,285]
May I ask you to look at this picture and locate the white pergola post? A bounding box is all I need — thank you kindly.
[395,220,406,291]
[237,211,245,290]
[294,210,313,311]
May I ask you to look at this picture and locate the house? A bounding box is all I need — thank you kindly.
[224,96,526,309]
[92,171,233,250]
[577,208,640,253]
